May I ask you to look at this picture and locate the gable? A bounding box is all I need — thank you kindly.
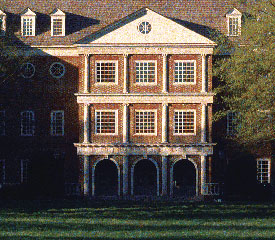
[80,8,215,45]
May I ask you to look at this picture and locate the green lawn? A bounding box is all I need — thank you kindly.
[0,200,274,240]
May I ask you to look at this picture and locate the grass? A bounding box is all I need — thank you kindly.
[0,200,274,239]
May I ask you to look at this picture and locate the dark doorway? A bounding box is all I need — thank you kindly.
[133,159,157,196]
[173,159,196,197]
[94,159,118,196]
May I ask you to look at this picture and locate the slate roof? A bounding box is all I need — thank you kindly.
[0,0,247,46]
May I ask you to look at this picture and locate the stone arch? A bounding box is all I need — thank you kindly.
[131,158,160,196]
[170,157,198,197]
[92,157,121,196]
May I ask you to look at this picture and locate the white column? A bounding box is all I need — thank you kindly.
[161,155,168,196]
[123,104,129,143]
[162,53,168,93]
[83,54,90,93]
[201,155,207,195]
[162,103,168,143]
[201,54,207,93]
[83,103,90,143]
[83,155,90,196]
[123,155,129,196]
[123,54,129,93]
[201,103,207,143]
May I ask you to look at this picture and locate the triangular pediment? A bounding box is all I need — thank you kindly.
[21,8,36,16]
[50,8,65,16]
[226,8,242,16]
[78,8,215,45]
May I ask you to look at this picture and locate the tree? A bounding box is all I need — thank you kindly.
[214,0,275,146]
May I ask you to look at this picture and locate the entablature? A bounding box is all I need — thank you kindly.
[76,93,214,104]
[74,143,215,156]
[76,45,214,55]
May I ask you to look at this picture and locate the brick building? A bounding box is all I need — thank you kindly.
[0,0,273,199]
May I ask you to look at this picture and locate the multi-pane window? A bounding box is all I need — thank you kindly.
[229,17,239,36]
[174,61,196,83]
[21,160,29,183]
[95,110,117,134]
[52,19,63,36]
[20,111,35,136]
[0,110,5,136]
[135,110,156,135]
[227,112,237,136]
[257,159,271,184]
[51,111,64,136]
[95,61,118,83]
[22,18,33,36]
[174,110,196,135]
[0,160,5,185]
[135,61,156,83]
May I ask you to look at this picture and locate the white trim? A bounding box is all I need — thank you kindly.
[50,110,65,136]
[226,9,242,37]
[95,110,118,135]
[134,109,157,136]
[173,109,196,136]
[134,60,157,85]
[49,62,66,79]
[94,60,118,84]
[130,158,160,196]
[174,60,196,85]
[20,111,35,136]
[91,158,121,196]
[77,94,214,104]
[51,14,66,36]
[21,16,36,36]
[256,158,271,184]
[169,158,198,197]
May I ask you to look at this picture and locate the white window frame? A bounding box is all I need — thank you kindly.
[226,9,242,37]
[20,111,35,136]
[95,60,118,84]
[95,110,118,135]
[135,110,157,136]
[51,17,65,36]
[227,112,237,136]
[173,109,196,135]
[50,110,64,136]
[174,60,196,85]
[21,159,29,183]
[0,160,5,185]
[257,158,271,184]
[21,17,36,36]
[0,11,7,36]
[135,60,157,85]
[0,110,5,136]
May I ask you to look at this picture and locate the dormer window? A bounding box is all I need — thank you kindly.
[0,10,6,36]
[226,8,242,36]
[50,9,65,36]
[21,8,36,36]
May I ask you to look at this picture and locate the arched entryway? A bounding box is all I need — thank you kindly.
[170,159,197,198]
[92,159,120,196]
[131,159,159,196]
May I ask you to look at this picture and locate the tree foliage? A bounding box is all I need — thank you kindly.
[214,0,275,145]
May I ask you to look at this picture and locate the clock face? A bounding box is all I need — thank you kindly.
[138,21,151,34]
